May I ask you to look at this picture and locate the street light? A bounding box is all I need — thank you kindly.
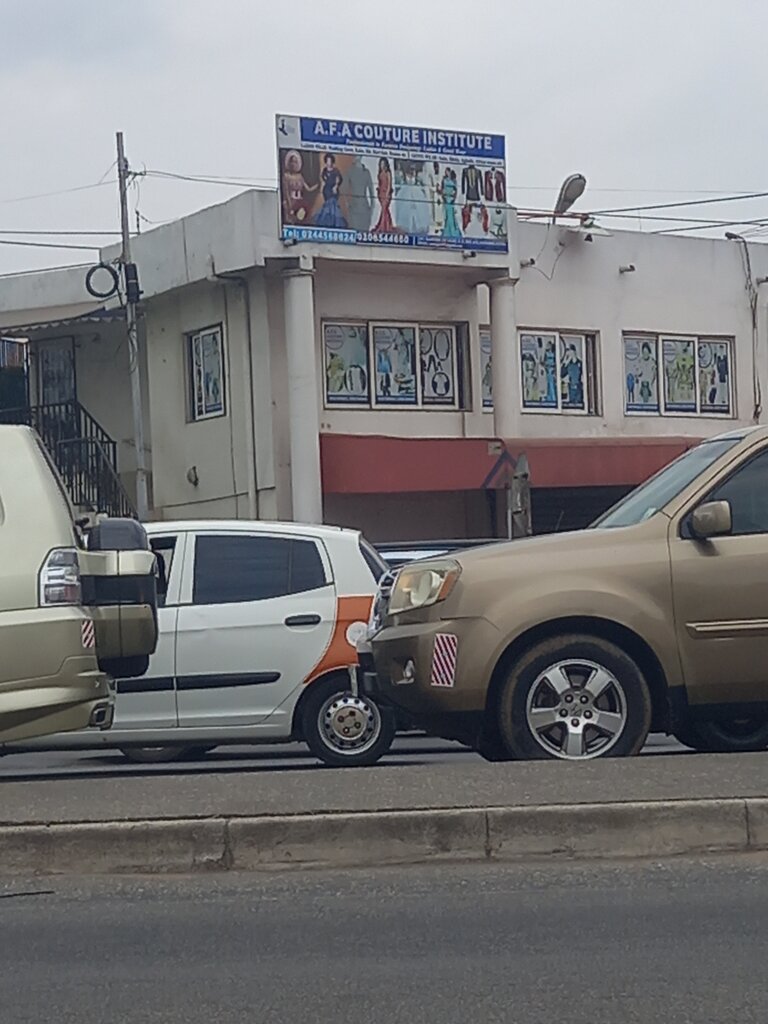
[553,173,587,221]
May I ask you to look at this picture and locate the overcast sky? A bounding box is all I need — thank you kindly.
[2,0,767,276]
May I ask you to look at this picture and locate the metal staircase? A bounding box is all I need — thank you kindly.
[0,400,136,519]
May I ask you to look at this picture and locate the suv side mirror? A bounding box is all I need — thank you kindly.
[690,500,732,540]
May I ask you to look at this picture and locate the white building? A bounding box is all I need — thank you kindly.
[0,189,765,539]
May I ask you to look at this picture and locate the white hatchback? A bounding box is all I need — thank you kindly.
[8,520,395,767]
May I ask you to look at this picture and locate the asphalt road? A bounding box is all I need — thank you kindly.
[3,856,768,1023]
[0,733,684,780]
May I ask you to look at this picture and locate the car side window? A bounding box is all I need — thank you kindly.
[192,535,328,605]
[150,537,177,606]
[708,450,768,536]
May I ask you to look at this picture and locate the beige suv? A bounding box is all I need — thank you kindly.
[0,426,158,743]
[365,426,768,760]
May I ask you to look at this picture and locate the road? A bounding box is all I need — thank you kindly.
[0,733,684,780]
[3,856,768,1023]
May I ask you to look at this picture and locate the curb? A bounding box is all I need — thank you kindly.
[1,798,766,875]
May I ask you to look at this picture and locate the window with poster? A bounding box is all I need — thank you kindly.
[187,324,226,422]
[517,330,600,415]
[622,333,733,417]
[322,319,463,410]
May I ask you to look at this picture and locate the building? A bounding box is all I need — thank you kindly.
[0,188,765,540]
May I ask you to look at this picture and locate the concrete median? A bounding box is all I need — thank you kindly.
[1,797,767,875]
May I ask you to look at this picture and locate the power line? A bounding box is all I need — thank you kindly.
[592,190,768,215]
[0,238,101,251]
[0,229,120,236]
[0,179,116,205]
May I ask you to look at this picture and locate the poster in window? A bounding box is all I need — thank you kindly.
[624,336,659,412]
[480,329,493,408]
[520,333,558,409]
[190,328,225,420]
[559,334,586,411]
[323,323,369,405]
[372,324,418,405]
[698,340,731,415]
[662,337,696,413]
[419,326,456,406]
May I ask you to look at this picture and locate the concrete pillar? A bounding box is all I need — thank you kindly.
[489,277,520,438]
[283,269,323,523]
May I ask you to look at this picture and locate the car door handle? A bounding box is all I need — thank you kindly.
[285,614,322,627]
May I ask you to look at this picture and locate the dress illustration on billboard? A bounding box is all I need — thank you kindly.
[323,323,369,406]
[560,334,585,410]
[372,325,417,405]
[419,327,457,406]
[662,338,696,412]
[276,115,507,252]
[698,340,731,415]
[624,336,659,412]
[520,333,558,409]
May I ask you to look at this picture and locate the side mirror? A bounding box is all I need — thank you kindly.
[690,500,732,540]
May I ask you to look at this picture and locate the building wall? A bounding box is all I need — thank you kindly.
[142,272,277,522]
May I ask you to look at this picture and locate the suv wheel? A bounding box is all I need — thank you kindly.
[496,635,652,761]
[302,678,396,768]
[673,716,768,753]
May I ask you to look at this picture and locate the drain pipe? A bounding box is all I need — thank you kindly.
[210,263,259,519]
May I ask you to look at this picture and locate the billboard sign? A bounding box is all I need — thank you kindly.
[276,114,507,253]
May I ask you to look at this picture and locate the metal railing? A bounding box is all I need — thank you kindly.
[0,400,137,519]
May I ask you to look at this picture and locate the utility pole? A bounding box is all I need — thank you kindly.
[116,131,149,521]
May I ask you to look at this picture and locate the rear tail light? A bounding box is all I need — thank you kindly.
[39,548,82,607]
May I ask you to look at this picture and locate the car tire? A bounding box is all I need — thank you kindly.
[673,716,768,753]
[495,634,652,761]
[302,678,396,768]
[119,745,208,764]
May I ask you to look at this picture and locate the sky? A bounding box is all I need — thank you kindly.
[2,0,768,276]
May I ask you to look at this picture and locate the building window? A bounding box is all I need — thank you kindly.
[479,328,493,408]
[519,331,598,414]
[322,320,461,410]
[187,324,226,422]
[323,322,370,406]
[623,334,733,416]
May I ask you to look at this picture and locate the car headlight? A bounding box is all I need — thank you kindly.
[389,560,461,615]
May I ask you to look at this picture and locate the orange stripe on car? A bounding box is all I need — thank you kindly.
[304,595,374,685]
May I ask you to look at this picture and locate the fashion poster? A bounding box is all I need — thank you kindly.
[276,115,507,253]
[624,336,659,412]
[662,338,696,413]
[323,323,369,406]
[372,324,418,405]
[698,340,731,415]
[190,328,225,420]
[419,327,457,406]
[480,329,493,408]
[559,334,586,411]
[520,333,558,410]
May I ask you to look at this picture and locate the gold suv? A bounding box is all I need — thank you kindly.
[364,426,768,760]
[0,426,158,744]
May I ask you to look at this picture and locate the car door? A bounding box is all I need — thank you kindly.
[670,447,768,706]
[111,532,185,730]
[174,530,336,730]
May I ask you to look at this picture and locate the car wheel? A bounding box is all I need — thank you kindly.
[496,635,652,761]
[302,679,396,767]
[119,745,201,764]
[674,716,768,753]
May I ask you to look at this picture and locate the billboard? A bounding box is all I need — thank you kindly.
[276,114,507,253]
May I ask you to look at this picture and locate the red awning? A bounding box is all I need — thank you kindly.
[320,434,699,494]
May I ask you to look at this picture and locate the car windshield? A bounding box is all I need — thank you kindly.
[591,436,742,529]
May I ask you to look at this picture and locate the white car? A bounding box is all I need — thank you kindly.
[6,520,395,767]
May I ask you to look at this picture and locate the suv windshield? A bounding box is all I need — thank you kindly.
[592,436,742,529]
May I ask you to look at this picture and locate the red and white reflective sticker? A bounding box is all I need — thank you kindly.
[430,633,458,688]
[81,619,96,649]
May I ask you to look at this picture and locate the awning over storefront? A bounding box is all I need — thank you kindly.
[320,434,699,494]
[0,306,125,338]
